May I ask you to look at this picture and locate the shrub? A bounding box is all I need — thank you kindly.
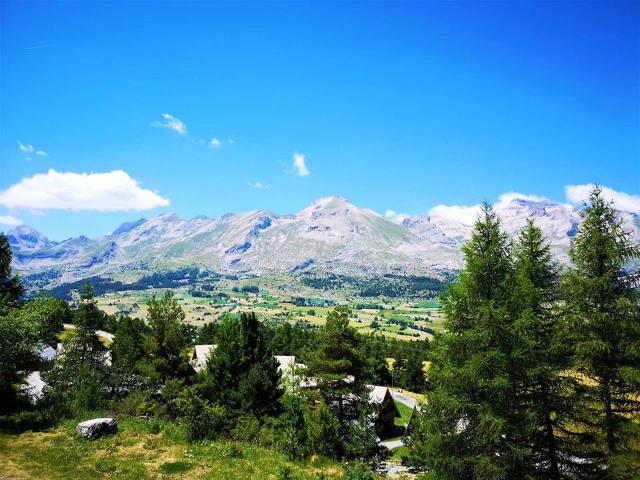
[231,415,261,443]
[177,387,227,441]
[0,409,56,433]
[344,461,375,480]
[115,389,155,416]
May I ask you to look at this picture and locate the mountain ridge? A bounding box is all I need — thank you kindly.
[6,195,640,288]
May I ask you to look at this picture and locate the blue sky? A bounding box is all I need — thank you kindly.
[1,1,639,240]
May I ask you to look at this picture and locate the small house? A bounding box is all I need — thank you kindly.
[367,385,401,435]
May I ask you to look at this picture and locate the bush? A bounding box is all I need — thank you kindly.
[0,409,56,433]
[344,461,376,480]
[177,387,227,441]
[306,402,341,458]
[115,389,155,416]
[231,415,261,443]
[145,418,162,434]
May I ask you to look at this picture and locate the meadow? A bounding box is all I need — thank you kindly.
[0,416,345,480]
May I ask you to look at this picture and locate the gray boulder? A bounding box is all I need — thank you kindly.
[76,417,117,439]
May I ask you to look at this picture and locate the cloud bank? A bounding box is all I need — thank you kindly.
[389,185,638,226]
[566,184,640,214]
[0,169,170,212]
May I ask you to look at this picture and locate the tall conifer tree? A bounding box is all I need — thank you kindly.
[405,204,525,479]
[512,219,567,479]
[563,187,640,478]
[204,312,282,417]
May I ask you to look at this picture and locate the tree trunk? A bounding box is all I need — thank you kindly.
[541,378,560,480]
[602,377,616,455]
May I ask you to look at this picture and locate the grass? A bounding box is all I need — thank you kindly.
[390,445,409,463]
[394,401,414,427]
[413,301,440,309]
[0,416,344,480]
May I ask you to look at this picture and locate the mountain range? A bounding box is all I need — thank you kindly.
[6,195,640,288]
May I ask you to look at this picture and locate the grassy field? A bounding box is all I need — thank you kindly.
[95,284,443,342]
[0,416,344,480]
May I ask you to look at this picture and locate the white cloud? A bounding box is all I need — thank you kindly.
[18,141,33,153]
[0,169,170,212]
[153,113,187,135]
[18,140,46,159]
[429,191,554,225]
[292,152,310,176]
[209,137,222,149]
[384,209,409,223]
[0,215,22,226]
[496,192,547,206]
[227,138,235,145]
[246,181,272,189]
[565,184,640,214]
[428,204,483,225]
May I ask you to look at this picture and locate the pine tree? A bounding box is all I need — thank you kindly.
[45,284,110,414]
[512,219,567,479]
[112,316,148,373]
[562,186,640,478]
[360,335,392,386]
[204,312,282,417]
[304,307,367,432]
[403,350,426,393]
[0,233,24,316]
[143,291,190,384]
[405,204,525,479]
[392,356,406,389]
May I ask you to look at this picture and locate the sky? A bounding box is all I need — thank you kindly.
[1,1,639,240]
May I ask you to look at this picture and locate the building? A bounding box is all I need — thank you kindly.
[368,385,401,435]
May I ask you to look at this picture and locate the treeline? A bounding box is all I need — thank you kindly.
[405,187,640,479]
[301,273,445,298]
[44,267,223,300]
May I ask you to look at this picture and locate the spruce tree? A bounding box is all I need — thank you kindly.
[204,312,282,417]
[512,219,567,479]
[405,204,525,479]
[563,186,640,478]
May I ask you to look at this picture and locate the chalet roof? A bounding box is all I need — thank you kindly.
[368,385,389,405]
[194,344,216,359]
[190,344,217,372]
[275,355,296,372]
